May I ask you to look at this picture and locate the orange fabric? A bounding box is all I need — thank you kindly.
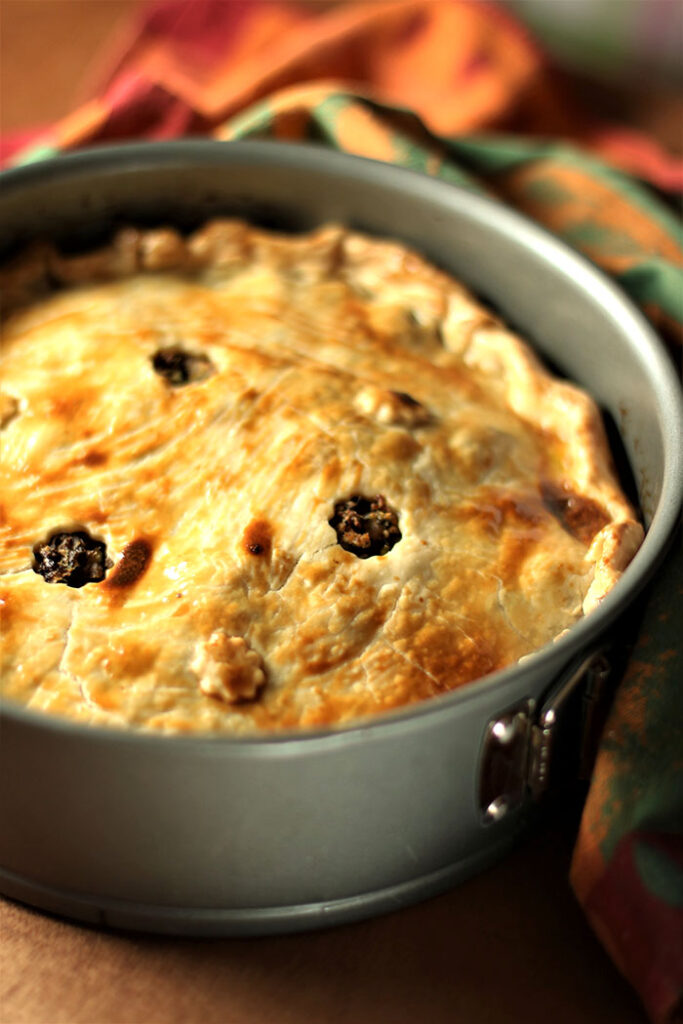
[102,1,541,131]
[495,163,683,270]
[6,0,682,191]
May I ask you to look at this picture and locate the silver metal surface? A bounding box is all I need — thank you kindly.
[479,651,609,820]
[0,141,681,935]
[479,701,533,823]
[528,651,609,800]
[0,831,523,937]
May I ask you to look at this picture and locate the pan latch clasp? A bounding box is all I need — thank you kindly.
[479,651,611,824]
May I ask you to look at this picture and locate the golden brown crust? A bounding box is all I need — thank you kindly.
[0,221,643,733]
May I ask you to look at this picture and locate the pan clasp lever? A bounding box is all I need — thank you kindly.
[478,651,611,825]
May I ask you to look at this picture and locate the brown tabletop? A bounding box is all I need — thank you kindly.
[0,3,658,1022]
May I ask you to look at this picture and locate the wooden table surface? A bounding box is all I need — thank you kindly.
[0,3,660,1022]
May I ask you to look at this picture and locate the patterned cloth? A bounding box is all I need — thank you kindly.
[2,2,681,1020]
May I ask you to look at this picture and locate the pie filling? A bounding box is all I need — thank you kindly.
[0,221,643,734]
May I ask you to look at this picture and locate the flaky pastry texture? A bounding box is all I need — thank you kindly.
[0,222,643,733]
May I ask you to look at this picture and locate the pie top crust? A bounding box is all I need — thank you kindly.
[0,221,643,734]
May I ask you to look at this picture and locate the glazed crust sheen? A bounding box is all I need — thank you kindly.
[0,222,643,733]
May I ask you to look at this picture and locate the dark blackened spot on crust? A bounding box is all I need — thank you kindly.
[0,394,20,430]
[541,481,609,545]
[104,538,153,589]
[152,347,189,385]
[391,390,421,408]
[33,531,108,587]
[0,591,12,630]
[243,520,272,558]
[81,450,108,468]
[152,346,214,386]
[330,495,401,558]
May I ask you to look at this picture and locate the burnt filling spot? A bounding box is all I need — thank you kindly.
[329,495,402,558]
[391,390,421,408]
[242,519,272,559]
[80,449,108,468]
[104,538,153,589]
[152,346,214,386]
[33,530,108,587]
[0,393,20,430]
[541,481,610,545]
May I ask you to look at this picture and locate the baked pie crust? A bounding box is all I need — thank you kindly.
[0,222,643,733]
